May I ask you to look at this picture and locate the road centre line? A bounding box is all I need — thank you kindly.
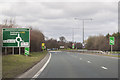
[79,58,82,60]
[87,61,91,63]
[101,66,108,70]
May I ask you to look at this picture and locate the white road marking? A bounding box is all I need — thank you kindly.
[87,61,91,63]
[101,66,108,70]
[79,58,82,60]
[32,53,52,78]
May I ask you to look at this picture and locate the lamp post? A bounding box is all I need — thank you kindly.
[74,18,92,48]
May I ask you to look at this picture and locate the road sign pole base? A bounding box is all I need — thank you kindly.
[12,47,14,55]
[19,47,20,55]
[5,47,7,55]
[111,45,112,54]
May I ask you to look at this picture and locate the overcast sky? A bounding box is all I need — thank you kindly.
[0,0,118,42]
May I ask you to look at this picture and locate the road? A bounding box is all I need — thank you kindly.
[37,51,118,78]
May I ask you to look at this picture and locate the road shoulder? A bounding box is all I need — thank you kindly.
[18,53,50,78]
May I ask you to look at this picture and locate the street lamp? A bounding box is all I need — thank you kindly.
[74,18,92,48]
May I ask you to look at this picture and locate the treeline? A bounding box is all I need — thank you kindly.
[30,29,45,52]
[86,32,120,51]
[1,19,119,54]
[45,36,82,49]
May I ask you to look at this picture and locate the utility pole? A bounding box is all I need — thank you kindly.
[72,28,74,49]
[74,18,92,48]
[72,28,74,43]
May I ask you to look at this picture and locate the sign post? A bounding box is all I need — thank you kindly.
[5,47,7,55]
[109,37,115,53]
[19,47,21,55]
[2,28,30,55]
[72,43,74,49]
[82,43,85,49]
[12,47,14,55]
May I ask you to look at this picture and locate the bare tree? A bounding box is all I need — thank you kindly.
[59,36,66,42]
[30,29,45,52]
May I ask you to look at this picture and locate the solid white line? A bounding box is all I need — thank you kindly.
[79,58,82,60]
[87,61,91,63]
[101,66,108,70]
[32,53,52,78]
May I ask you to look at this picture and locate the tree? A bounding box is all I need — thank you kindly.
[59,36,66,42]
[45,38,59,49]
[86,35,109,50]
[86,32,120,51]
[106,33,110,38]
[30,29,45,52]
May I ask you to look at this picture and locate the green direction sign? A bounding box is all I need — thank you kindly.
[25,47,29,55]
[109,37,115,45]
[72,43,74,49]
[2,28,30,47]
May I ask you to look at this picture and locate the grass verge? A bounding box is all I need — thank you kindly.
[66,50,120,58]
[2,51,47,78]
[98,54,120,58]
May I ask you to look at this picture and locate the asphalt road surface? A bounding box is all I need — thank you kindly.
[37,51,118,78]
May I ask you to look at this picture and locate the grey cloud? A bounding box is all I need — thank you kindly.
[0,2,118,42]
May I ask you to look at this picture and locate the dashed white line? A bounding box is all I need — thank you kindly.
[101,66,108,70]
[87,61,91,63]
[79,58,82,60]
[32,53,52,78]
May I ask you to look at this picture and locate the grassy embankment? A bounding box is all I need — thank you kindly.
[60,49,120,57]
[2,51,47,78]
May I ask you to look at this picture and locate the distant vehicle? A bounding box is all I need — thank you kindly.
[51,48,58,50]
[47,49,51,51]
